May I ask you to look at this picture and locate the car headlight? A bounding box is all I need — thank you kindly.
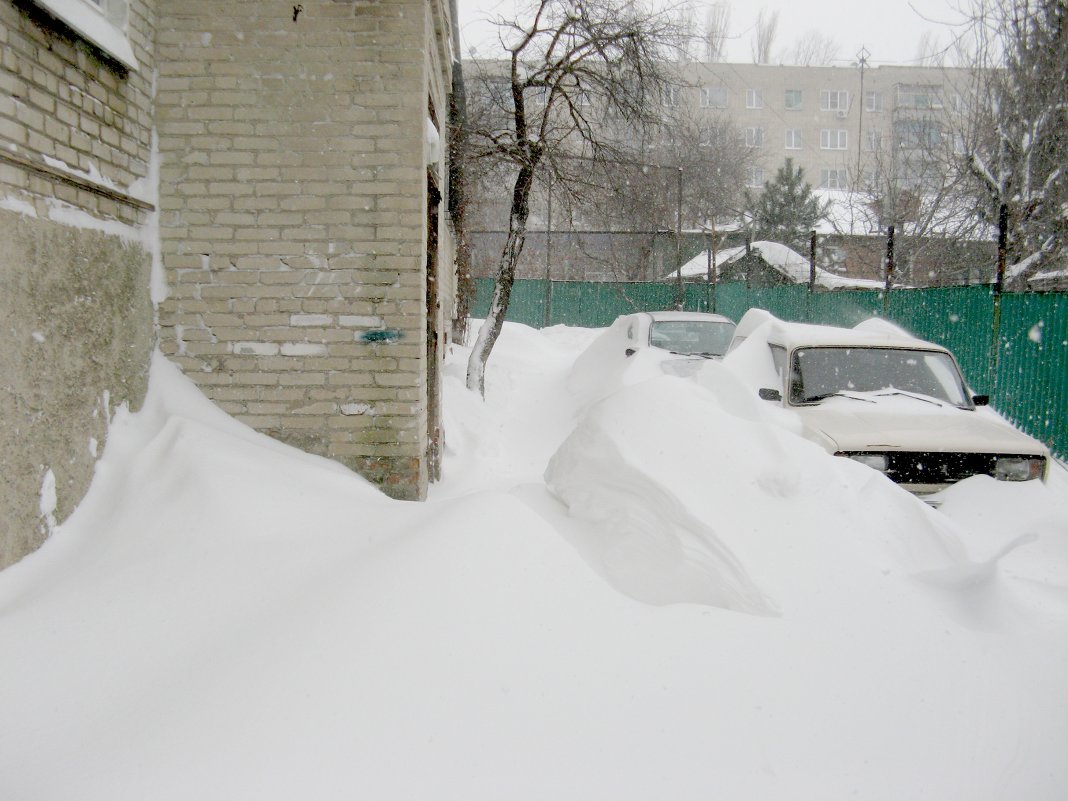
[839,452,888,472]
[994,456,1045,481]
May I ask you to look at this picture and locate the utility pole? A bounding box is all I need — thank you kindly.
[856,46,869,186]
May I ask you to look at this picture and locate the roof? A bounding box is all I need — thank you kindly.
[639,310,734,324]
[764,319,948,353]
[675,241,885,290]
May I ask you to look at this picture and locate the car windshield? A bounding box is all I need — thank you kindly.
[648,320,735,356]
[789,346,971,407]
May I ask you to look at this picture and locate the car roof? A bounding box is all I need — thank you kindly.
[765,319,950,353]
[639,310,735,324]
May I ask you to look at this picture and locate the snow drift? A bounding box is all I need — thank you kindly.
[1,327,1067,801]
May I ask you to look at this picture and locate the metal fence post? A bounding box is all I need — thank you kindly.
[544,174,553,327]
[991,202,1008,389]
[883,224,895,317]
[674,166,684,310]
[807,230,817,322]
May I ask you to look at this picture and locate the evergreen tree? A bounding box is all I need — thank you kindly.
[744,158,828,251]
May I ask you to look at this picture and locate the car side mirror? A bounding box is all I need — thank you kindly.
[972,394,989,406]
[758,387,782,402]
[625,348,636,357]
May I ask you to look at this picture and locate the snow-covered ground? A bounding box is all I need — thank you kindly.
[2,322,1068,801]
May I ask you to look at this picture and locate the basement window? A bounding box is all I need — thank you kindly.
[30,0,137,71]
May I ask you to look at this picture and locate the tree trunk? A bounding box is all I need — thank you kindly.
[466,162,537,395]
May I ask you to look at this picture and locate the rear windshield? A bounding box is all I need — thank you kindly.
[648,320,736,356]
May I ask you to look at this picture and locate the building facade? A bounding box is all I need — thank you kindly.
[670,61,975,208]
[1,0,456,569]
[155,0,455,500]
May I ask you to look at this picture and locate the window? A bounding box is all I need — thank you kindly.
[896,85,944,110]
[865,91,883,112]
[820,89,849,112]
[698,125,721,148]
[820,129,848,150]
[865,130,883,151]
[30,0,137,69]
[746,89,764,109]
[527,85,549,105]
[662,86,681,107]
[745,127,765,148]
[487,79,513,108]
[785,129,802,149]
[576,90,592,107]
[701,86,728,108]
[647,320,736,356]
[784,89,803,110]
[894,119,942,149]
[746,167,766,188]
[820,168,849,189]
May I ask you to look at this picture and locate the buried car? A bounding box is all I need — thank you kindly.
[567,310,736,405]
[616,310,736,366]
[729,310,1050,496]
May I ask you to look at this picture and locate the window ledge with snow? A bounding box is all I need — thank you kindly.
[31,0,138,71]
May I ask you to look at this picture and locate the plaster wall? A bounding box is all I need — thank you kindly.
[0,0,157,568]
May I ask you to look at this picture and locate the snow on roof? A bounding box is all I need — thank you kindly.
[675,240,885,290]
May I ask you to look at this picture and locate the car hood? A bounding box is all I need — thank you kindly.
[659,354,719,377]
[797,396,1048,455]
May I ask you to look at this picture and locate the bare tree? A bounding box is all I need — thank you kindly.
[790,30,836,67]
[960,0,1068,279]
[790,30,839,66]
[751,8,779,64]
[580,109,752,277]
[914,31,945,66]
[702,2,732,62]
[462,0,685,394]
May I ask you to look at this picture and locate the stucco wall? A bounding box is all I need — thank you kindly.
[0,0,157,569]
[0,212,153,569]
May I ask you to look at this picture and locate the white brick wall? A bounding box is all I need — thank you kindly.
[156,0,454,499]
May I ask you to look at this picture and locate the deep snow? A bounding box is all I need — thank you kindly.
[1,322,1067,801]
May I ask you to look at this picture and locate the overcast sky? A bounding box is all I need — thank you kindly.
[457,0,970,66]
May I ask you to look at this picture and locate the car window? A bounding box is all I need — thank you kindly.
[648,321,736,355]
[769,344,787,383]
[789,347,970,406]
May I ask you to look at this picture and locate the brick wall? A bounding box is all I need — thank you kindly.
[0,0,156,568]
[156,0,452,500]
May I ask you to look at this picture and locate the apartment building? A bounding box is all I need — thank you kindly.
[669,61,975,204]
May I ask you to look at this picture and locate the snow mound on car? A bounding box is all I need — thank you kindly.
[545,371,977,616]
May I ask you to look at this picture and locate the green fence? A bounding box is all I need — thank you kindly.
[472,278,1067,460]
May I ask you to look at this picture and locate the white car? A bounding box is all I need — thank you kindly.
[729,310,1050,496]
[616,310,736,359]
[568,311,736,405]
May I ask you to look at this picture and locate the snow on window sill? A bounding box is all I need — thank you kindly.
[31,0,138,71]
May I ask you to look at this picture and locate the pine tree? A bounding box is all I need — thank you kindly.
[744,158,828,250]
